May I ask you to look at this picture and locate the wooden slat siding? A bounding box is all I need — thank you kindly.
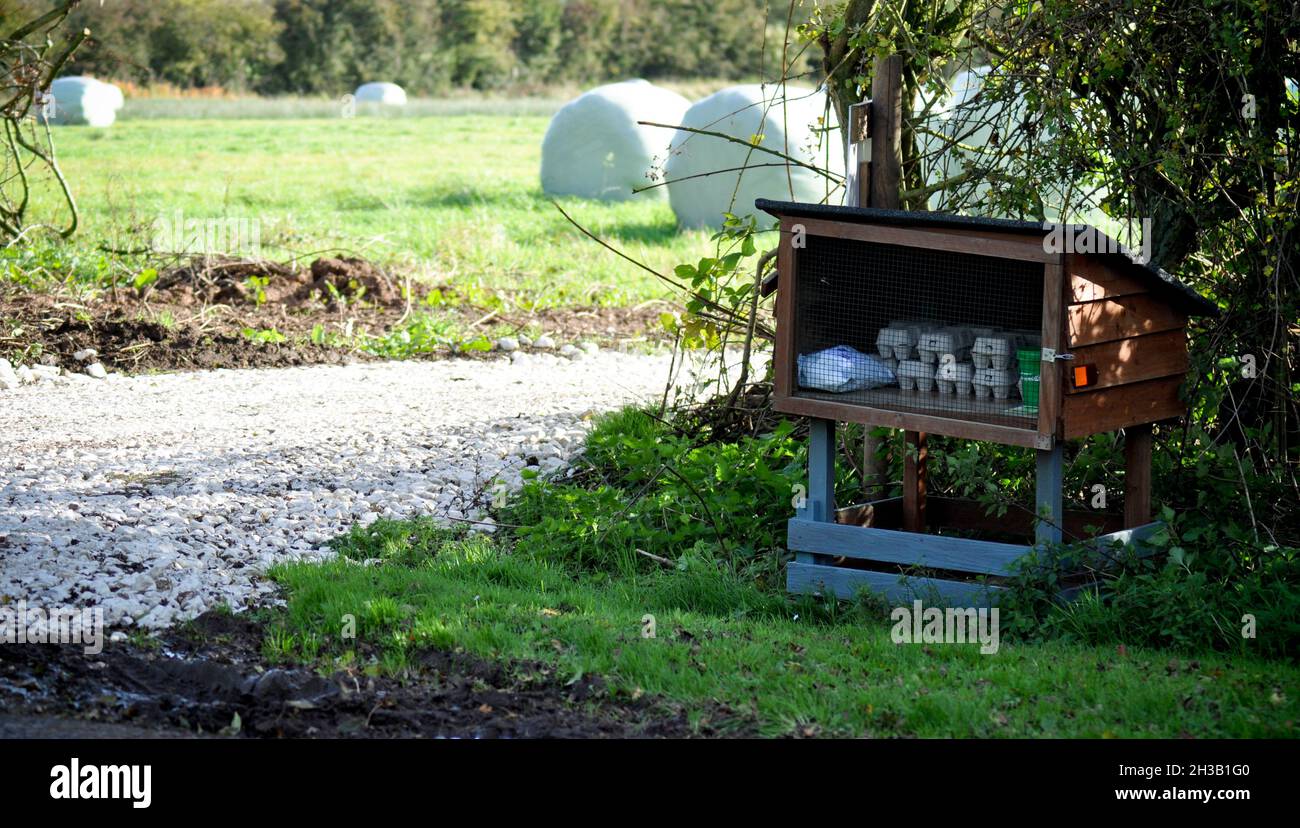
[787,562,1004,606]
[774,394,1048,449]
[787,518,1029,575]
[1068,254,1148,302]
[835,497,904,526]
[1123,423,1153,528]
[1062,375,1186,438]
[789,217,1054,263]
[926,497,1124,538]
[772,217,798,400]
[1039,258,1065,442]
[1067,293,1188,347]
[1064,329,1189,394]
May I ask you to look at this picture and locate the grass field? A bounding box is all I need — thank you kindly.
[269,520,1300,738]
[34,109,726,308]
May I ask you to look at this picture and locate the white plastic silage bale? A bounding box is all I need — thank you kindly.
[540,79,691,202]
[665,84,842,229]
[354,82,408,107]
[101,80,124,111]
[43,76,117,127]
[915,66,1117,233]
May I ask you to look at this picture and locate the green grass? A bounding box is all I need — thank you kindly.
[269,520,1300,738]
[28,112,721,308]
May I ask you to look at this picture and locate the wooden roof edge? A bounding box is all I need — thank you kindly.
[754,199,1219,318]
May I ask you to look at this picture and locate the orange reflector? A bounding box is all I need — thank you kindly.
[1072,364,1097,388]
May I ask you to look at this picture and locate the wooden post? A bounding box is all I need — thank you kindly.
[869,54,903,210]
[861,54,904,500]
[797,417,836,566]
[1035,257,1066,546]
[802,416,836,522]
[1035,444,1064,545]
[903,430,927,532]
[1124,423,1153,528]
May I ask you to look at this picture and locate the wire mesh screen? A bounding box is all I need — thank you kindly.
[793,234,1044,428]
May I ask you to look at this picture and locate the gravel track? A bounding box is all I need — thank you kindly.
[0,352,676,631]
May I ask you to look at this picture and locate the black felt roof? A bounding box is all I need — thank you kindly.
[755,199,1218,317]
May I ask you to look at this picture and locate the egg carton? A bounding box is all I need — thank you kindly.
[971,335,1015,370]
[935,356,975,395]
[896,359,936,392]
[917,327,979,364]
[875,327,915,360]
[973,367,1019,400]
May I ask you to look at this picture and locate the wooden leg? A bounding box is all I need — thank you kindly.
[903,430,927,533]
[1035,443,1064,545]
[862,428,885,498]
[802,418,836,523]
[1124,423,1153,528]
[797,418,836,566]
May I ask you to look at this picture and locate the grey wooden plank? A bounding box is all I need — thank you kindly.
[1030,520,1166,576]
[787,562,1003,607]
[1035,443,1064,545]
[787,518,1029,575]
[1092,520,1163,557]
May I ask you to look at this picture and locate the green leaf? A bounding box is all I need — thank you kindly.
[132,267,158,289]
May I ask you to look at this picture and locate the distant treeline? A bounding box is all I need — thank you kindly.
[38,0,813,95]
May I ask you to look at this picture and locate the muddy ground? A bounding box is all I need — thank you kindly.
[0,255,670,375]
[0,610,744,739]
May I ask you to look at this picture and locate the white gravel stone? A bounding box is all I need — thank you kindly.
[495,337,519,352]
[30,364,61,381]
[559,344,582,360]
[74,348,98,362]
[84,362,108,379]
[532,335,556,350]
[0,353,696,630]
[0,358,18,390]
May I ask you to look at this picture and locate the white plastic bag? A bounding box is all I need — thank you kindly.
[798,345,897,393]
